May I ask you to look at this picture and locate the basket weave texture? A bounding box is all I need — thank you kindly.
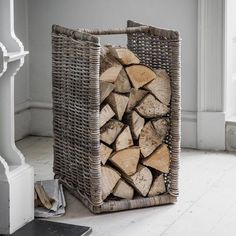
[52,20,181,213]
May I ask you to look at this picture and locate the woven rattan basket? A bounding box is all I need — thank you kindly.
[52,20,181,213]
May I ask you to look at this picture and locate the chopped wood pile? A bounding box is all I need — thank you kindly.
[99,46,171,201]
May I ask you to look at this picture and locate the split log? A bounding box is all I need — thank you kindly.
[126,88,148,112]
[100,66,123,83]
[125,111,145,140]
[109,47,140,65]
[100,46,122,74]
[100,119,124,145]
[100,104,115,128]
[152,118,170,141]
[112,179,134,199]
[136,94,170,118]
[142,144,170,173]
[100,143,113,165]
[114,126,134,151]
[148,174,166,197]
[35,183,52,210]
[125,64,156,89]
[124,164,153,197]
[105,92,129,120]
[100,81,115,103]
[139,121,162,158]
[114,69,131,93]
[109,146,140,176]
[101,165,121,200]
[144,69,171,105]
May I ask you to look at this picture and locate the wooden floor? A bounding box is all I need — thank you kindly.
[17,136,236,236]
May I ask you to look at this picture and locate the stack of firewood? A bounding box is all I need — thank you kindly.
[99,46,171,200]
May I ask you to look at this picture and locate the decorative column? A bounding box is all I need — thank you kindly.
[197,0,226,150]
[0,0,34,234]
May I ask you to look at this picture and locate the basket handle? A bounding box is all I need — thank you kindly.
[77,26,150,35]
[77,26,179,40]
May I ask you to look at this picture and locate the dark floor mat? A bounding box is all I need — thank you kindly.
[4,220,92,236]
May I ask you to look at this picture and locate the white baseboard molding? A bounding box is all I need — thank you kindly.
[226,118,236,152]
[181,111,197,149]
[15,101,53,141]
[15,101,198,148]
[197,111,225,150]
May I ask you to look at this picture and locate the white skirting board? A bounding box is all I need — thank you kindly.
[15,103,198,148]
[182,111,197,149]
[226,119,236,152]
[197,112,226,151]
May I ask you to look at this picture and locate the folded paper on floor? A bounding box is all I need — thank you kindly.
[34,179,66,218]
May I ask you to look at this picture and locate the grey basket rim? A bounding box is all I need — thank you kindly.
[80,21,180,41]
[52,21,180,44]
[52,24,100,44]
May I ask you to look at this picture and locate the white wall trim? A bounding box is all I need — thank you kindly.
[182,111,197,122]
[197,0,226,150]
[15,101,52,114]
[15,101,197,148]
[30,101,52,110]
[16,101,197,120]
[181,111,197,149]
[15,101,53,140]
[15,100,30,113]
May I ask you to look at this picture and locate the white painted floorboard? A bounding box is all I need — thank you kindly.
[17,136,236,236]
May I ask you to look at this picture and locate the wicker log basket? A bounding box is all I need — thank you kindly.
[51,20,181,213]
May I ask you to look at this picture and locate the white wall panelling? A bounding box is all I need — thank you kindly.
[197,0,226,150]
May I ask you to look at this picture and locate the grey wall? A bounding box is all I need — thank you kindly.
[14,0,31,140]
[28,0,198,111]
[14,0,198,147]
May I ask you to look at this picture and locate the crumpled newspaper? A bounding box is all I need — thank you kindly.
[34,179,66,218]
